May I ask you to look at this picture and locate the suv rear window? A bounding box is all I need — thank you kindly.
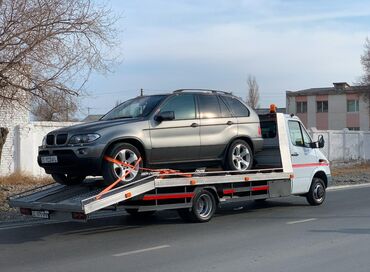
[221,96,250,117]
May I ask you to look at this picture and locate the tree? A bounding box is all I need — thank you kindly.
[361,38,370,85]
[246,75,260,110]
[360,38,370,111]
[31,92,78,121]
[0,127,9,166]
[0,0,118,108]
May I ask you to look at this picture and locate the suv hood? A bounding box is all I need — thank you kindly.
[52,118,144,134]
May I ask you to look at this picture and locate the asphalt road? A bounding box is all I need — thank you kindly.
[1,185,370,272]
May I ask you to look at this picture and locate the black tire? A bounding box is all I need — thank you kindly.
[51,174,86,185]
[306,177,326,206]
[179,190,217,223]
[102,143,143,186]
[125,209,155,218]
[224,140,253,171]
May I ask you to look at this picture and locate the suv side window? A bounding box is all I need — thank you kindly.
[222,96,250,117]
[159,94,196,120]
[198,94,221,118]
[288,120,311,147]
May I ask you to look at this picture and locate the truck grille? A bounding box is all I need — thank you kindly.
[46,135,54,145]
[56,134,68,145]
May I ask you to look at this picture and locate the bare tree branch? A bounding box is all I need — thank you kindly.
[246,75,260,110]
[0,0,118,108]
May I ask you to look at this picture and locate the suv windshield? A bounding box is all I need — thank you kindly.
[101,95,168,121]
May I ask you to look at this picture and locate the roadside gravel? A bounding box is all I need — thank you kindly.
[1,163,369,223]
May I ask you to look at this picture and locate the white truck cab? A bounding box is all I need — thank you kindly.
[257,111,331,205]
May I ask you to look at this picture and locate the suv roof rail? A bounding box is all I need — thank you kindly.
[173,89,232,95]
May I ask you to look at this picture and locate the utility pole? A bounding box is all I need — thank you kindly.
[140,88,143,96]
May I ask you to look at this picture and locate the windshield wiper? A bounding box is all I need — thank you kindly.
[106,116,134,120]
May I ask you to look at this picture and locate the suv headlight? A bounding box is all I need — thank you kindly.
[69,134,100,144]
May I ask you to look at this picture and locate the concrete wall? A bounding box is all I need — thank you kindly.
[16,122,79,176]
[309,128,370,162]
[0,102,29,175]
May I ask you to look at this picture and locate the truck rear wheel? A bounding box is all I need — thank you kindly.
[177,190,216,223]
[51,174,86,185]
[306,177,326,206]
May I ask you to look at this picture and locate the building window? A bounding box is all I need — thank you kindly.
[347,127,360,131]
[296,101,307,113]
[347,100,359,112]
[317,101,328,113]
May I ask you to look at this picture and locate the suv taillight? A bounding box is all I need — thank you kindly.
[258,126,262,137]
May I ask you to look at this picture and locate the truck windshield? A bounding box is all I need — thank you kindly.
[100,95,168,121]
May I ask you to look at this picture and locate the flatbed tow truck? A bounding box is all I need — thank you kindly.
[8,112,331,223]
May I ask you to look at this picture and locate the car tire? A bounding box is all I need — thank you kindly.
[51,174,86,185]
[306,177,326,206]
[102,143,143,186]
[224,140,253,171]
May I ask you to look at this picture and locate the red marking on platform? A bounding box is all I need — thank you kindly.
[251,185,269,192]
[142,193,194,201]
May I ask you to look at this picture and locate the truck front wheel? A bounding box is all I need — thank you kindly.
[306,177,326,206]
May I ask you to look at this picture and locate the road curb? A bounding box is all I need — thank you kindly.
[328,183,370,191]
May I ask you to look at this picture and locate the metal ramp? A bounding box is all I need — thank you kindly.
[9,175,158,215]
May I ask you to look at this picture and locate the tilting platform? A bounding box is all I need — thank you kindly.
[9,168,292,221]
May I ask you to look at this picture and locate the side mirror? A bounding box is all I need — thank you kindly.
[154,111,175,122]
[309,134,325,148]
[318,134,324,148]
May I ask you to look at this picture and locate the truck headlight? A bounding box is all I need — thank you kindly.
[69,134,100,144]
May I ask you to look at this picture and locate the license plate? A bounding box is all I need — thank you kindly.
[41,155,58,164]
[31,210,50,219]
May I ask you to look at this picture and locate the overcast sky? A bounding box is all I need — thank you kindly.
[82,0,370,116]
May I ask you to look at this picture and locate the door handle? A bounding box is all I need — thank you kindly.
[226,121,234,125]
[190,123,199,128]
[291,152,299,156]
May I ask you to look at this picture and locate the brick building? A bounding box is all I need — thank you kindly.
[286,82,370,131]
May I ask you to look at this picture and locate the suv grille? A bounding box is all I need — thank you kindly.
[56,134,68,145]
[46,135,54,145]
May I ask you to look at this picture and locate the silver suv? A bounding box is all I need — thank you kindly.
[38,89,263,185]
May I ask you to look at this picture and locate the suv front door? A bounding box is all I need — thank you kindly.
[288,120,318,194]
[149,94,200,163]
